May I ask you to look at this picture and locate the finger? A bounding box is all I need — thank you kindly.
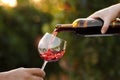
[26,68,45,77]
[101,19,111,34]
[32,76,44,80]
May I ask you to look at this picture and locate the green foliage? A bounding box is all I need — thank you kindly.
[0,3,52,71]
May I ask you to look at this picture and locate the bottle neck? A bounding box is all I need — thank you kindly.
[55,24,74,32]
[56,24,73,28]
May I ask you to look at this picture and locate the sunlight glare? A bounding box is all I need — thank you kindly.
[33,0,41,3]
[1,0,17,7]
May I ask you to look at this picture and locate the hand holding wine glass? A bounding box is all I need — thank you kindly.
[38,32,67,70]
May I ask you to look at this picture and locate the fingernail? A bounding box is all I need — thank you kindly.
[101,29,105,34]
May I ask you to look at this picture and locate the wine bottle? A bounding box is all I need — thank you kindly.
[55,18,120,37]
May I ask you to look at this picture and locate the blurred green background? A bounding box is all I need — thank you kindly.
[0,0,120,80]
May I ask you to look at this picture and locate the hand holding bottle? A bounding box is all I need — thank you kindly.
[88,3,120,34]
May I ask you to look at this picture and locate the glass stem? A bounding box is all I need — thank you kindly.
[41,61,48,70]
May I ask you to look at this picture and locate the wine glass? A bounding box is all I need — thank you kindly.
[38,32,67,70]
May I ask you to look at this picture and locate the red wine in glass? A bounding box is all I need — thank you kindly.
[38,32,67,70]
[40,49,65,62]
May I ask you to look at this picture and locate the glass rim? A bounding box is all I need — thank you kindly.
[45,32,67,42]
